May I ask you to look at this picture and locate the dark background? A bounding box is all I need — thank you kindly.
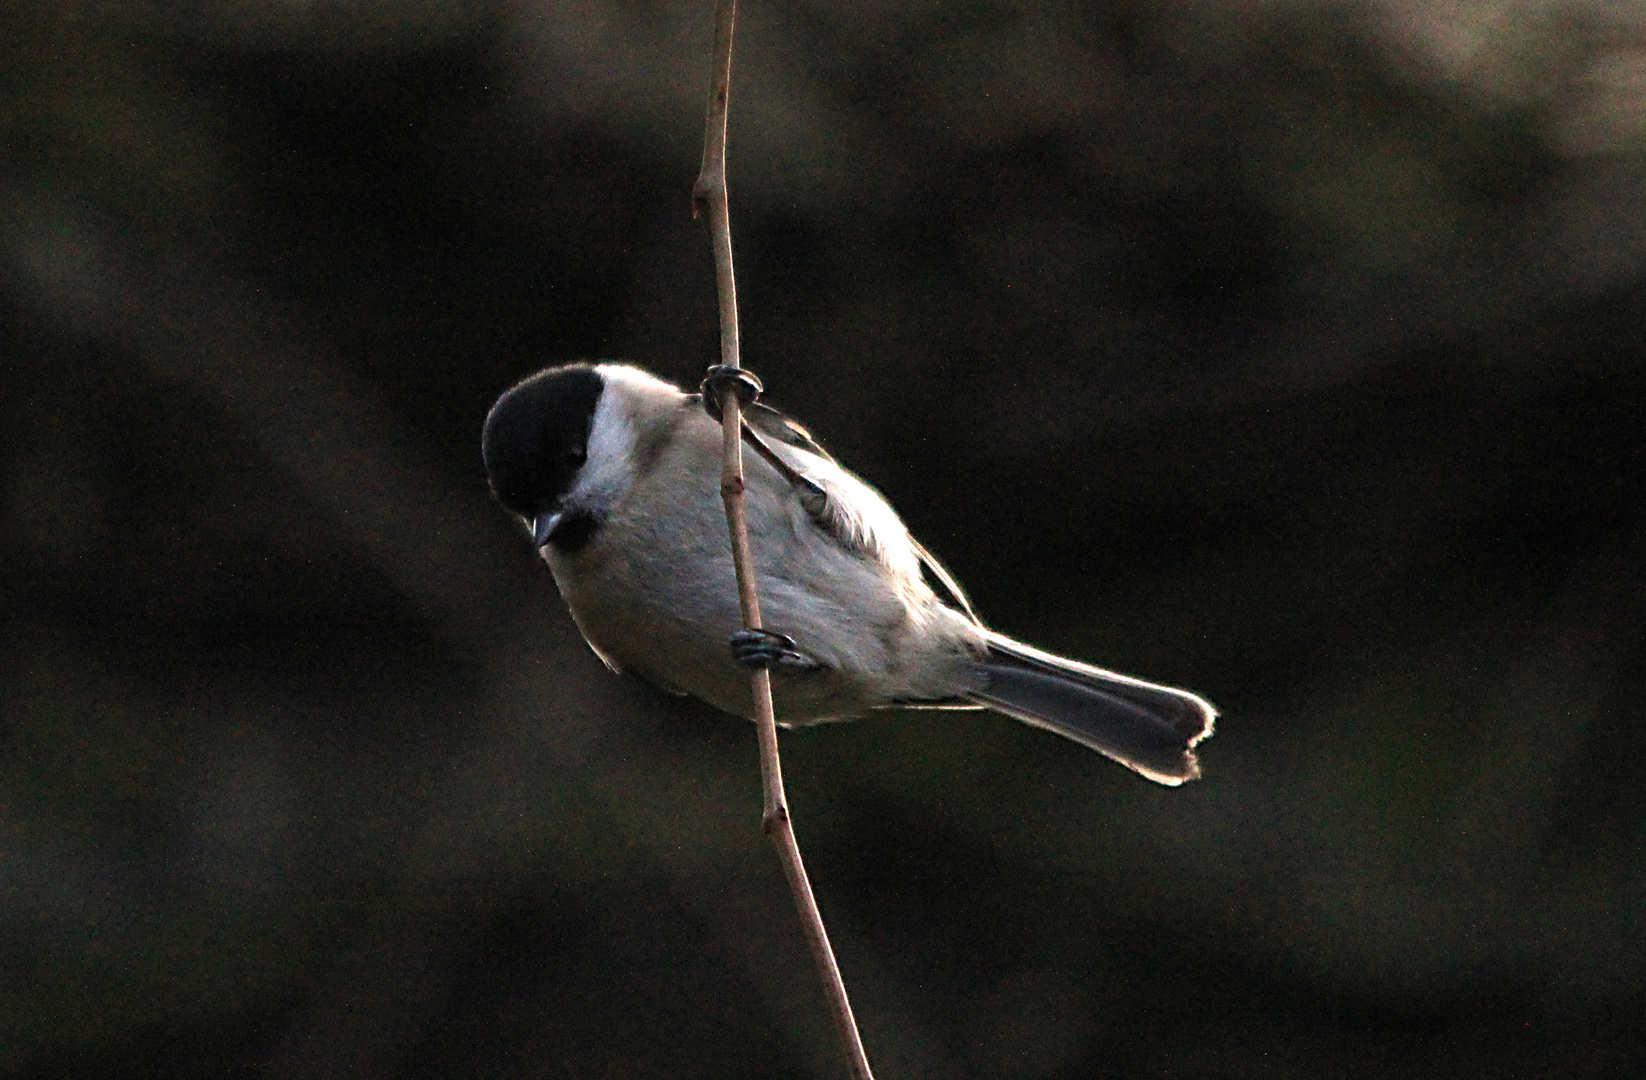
[4,2,1644,1077]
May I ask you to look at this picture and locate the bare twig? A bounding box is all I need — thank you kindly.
[691,3,875,1078]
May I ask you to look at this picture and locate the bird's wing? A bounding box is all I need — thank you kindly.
[731,399,922,584]
[702,395,980,619]
[745,401,833,461]
[749,400,984,621]
[909,537,982,626]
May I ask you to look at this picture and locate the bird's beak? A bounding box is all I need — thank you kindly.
[531,512,561,548]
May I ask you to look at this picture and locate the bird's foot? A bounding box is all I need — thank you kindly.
[700,365,763,421]
[729,629,818,671]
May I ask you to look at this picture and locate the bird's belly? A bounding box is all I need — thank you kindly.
[546,534,877,723]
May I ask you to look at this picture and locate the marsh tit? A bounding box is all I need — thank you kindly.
[481,363,1215,784]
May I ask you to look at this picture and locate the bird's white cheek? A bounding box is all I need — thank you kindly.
[571,391,639,510]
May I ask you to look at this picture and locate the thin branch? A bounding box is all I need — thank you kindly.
[691,3,876,1078]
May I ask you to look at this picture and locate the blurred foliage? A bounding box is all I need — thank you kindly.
[3,1,1645,1077]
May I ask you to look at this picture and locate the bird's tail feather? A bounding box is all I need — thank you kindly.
[965,631,1216,786]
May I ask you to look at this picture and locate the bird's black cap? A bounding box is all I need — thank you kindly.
[482,364,604,519]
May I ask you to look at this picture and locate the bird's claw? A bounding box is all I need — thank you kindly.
[701,365,763,421]
[728,628,818,671]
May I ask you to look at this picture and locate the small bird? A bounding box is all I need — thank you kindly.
[482,363,1215,784]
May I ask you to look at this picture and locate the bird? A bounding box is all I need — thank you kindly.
[481,362,1215,784]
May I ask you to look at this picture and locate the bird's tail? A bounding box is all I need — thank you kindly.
[964,631,1216,785]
